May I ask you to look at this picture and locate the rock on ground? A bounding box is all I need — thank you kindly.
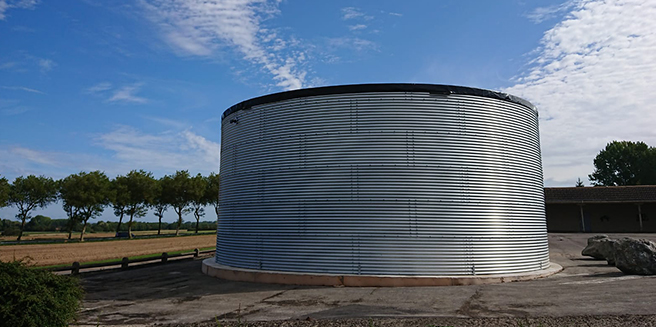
[587,235,610,245]
[582,235,618,265]
[613,238,656,275]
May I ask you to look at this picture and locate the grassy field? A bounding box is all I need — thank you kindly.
[0,230,214,242]
[0,234,217,266]
[42,246,216,269]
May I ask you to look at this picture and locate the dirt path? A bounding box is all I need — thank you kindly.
[0,234,216,266]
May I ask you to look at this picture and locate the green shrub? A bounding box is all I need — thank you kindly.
[1,224,20,236]
[0,219,21,236]
[0,260,84,327]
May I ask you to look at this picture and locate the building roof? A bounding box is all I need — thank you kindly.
[545,186,656,204]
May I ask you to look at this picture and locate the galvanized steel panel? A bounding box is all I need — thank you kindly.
[217,85,549,276]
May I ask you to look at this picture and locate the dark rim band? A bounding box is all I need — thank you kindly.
[222,83,536,120]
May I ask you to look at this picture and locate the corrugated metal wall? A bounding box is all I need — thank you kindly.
[217,88,549,276]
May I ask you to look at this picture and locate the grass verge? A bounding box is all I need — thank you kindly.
[40,247,216,270]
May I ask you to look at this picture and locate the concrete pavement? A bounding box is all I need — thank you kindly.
[75,233,656,326]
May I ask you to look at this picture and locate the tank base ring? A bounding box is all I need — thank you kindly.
[202,258,562,287]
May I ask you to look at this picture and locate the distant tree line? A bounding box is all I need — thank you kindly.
[0,215,217,237]
[0,170,220,242]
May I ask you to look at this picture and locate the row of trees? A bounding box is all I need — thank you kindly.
[0,216,217,236]
[0,170,219,242]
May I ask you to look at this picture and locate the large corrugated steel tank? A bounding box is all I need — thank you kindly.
[217,84,549,276]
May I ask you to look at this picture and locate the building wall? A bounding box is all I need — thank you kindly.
[546,204,582,232]
[640,203,656,232]
[546,203,656,232]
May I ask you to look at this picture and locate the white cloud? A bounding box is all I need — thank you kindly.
[0,54,55,73]
[505,0,656,186]
[0,0,38,20]
[338,7,378,56]
[0,61,18,70]
[348,24,367,31]
[12,0,36,8]
[388,12,402,17]
[181,130,221,168]
[0,146,99,180]
[11,25,35,32]
[140,0,307,90]
[9,146,59,166]
[0,2,8,20]
[1,106,29,115]
[0,126,220,181]
[86,82,113,94]
[0,98,29,115]
[107,84,148,104]
[87,82,149,104]
[526,0,578,24]
[37,58,55,72]
[327,37,378,52]
[97,126,220,175]
[1,85,44,94]
[341,7,372,20]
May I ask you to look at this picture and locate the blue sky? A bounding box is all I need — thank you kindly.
[2,0,656,222]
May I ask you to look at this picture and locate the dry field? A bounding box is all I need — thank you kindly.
[0,234,216,266]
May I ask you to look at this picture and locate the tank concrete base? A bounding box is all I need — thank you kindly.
[202,258,562,287]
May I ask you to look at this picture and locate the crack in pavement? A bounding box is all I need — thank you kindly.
[260,287,297,302]
[216,303,257,320]
[456,288,483,317]
[369,287,379,295]
[455,288,528,318]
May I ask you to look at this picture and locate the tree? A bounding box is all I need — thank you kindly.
[151,177,168,235]
[123,170,157,239]
[62,203,80,240]
[0,175,9,210]
[189,173,207,234]
[0,219,20,236]
[8,175,58,242]
[589,141,656,186]
[161,170,192,236]
[0,176,9,221]
[575,178,585,187]
[59,171,111,241]
[206,172,220,222]
[25,215,52,231]
[110,175,130,235]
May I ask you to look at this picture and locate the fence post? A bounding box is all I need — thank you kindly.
[162,252,168,263]
[121,257,129,269]
[72,262,80,275]
[194,248,199,258]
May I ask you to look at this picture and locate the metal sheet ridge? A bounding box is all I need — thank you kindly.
[221,84,536,120]
[217,87,548,276]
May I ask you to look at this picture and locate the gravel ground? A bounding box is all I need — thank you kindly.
[167,315,656,327]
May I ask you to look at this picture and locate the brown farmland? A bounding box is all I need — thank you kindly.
[0,234,216,266]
